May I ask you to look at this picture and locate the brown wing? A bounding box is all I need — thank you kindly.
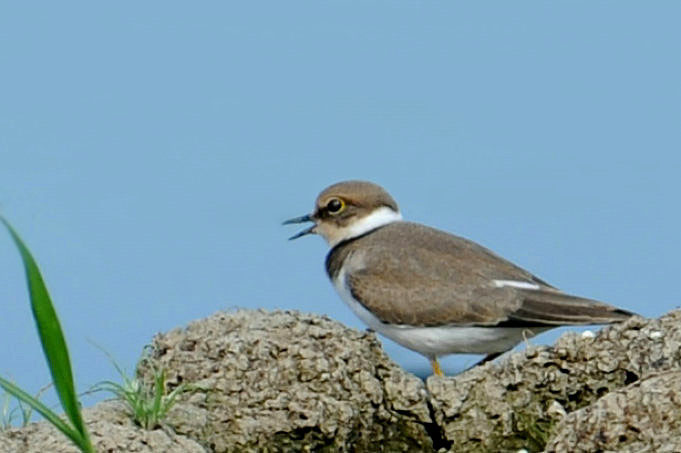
[332,222,633,327]
[502,289,633,326]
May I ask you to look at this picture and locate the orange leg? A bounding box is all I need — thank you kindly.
[430,357,445,377]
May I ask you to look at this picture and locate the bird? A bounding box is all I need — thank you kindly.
[283,180,635,377]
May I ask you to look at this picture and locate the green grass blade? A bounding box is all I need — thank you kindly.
[0,218,93,451]
[0,376,83,448]
[151,369,164,425]
[1,389,13,429]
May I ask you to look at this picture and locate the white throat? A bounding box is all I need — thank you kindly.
[327,206,402,247]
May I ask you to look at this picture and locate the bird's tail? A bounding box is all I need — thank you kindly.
[510,289,636,326]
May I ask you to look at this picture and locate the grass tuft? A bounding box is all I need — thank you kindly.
[1,384,51,430]
[92,351,191,430]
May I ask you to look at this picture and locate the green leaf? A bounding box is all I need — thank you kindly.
[0,376,83,447]
[0,217,94,452]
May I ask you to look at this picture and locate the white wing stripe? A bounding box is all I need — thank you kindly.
[493,280,541,290]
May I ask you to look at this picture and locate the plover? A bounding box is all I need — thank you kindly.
[284,180,634,376]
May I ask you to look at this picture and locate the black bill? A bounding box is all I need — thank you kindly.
[282,214,315,240]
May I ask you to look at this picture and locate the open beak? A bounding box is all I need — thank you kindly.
[282,214,316,240]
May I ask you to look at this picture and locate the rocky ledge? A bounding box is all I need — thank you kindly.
[2,308,680,452]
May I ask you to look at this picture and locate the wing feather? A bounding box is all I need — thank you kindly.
[330,222,634,328]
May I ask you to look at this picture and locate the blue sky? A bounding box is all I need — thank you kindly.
[1,2,679,413]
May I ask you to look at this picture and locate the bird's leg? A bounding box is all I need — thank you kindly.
[429,357,445,377]
[464,351,505,372]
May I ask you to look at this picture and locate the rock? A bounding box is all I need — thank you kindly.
[428,309,681,452]
[0,401,205,453]
[545,370,681,452]
[137,309,433,452]
[0,432,20,452]
[1,308,680,452]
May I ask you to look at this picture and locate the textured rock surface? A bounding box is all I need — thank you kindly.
[1,401,205,453]
[1,308,680,452]
[428,309,681,451]
[137,309,433,452]
[0,432,19,452]
[545,370,681,452]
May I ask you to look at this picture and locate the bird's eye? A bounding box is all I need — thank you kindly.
[326,198,344,214]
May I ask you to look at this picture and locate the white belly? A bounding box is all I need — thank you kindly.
[332,270,547,357]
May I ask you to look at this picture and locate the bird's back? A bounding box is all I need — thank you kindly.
[326,221,634,328]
